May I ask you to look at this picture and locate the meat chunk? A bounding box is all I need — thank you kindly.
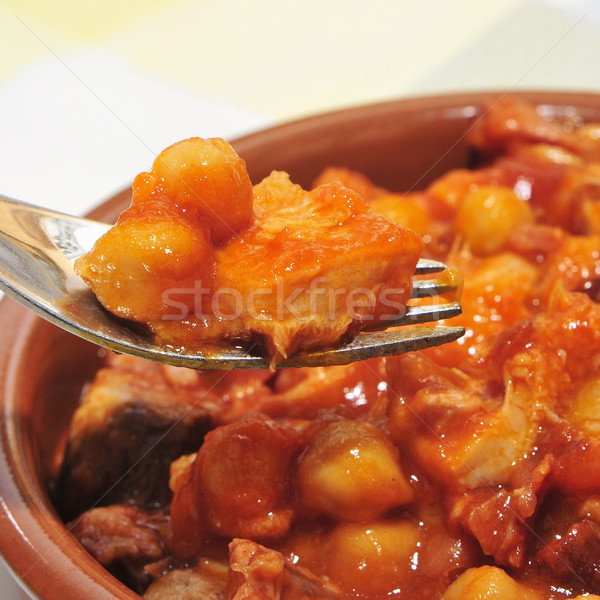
[76,139,423,366]
[534,519,600,593]
[69,504,167,565]
[226,538,341,600]
[144,559,227,600]
[169,416,299,552]
[448,455,554,568]
[58,354,213,518]
[467,96,586,157]
[68,504,168,592]
[389,289,600,491]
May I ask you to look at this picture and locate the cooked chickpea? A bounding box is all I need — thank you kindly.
[369,194,431,236]
[454,185,534,254]
[428,168,484,210]
[526,143,582,166]
[168,454,206,558]
[441,566,544,600]
[75,203,213,321]
[324,520,420,596]
[192,417,297,540]
[131,170,160,201]
[297,419,414,521]
[152,137,253,244]
[576,123,600,145]
[570,377,600,435]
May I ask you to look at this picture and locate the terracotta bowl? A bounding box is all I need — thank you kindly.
[2,91,600,600]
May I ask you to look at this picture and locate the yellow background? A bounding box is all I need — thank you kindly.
[2,0,566,122]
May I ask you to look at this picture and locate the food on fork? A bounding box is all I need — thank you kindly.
[58,96,600,599]
[75,138,424,367]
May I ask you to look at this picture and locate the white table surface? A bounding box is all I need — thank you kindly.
[1,0,600,597]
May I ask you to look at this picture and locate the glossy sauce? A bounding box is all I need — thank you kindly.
[63,98,600,600]
[75,139,423,366]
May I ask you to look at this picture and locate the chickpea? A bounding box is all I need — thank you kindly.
[429,168,487,210]
[192,416,297,540]
[152,137,253,244]
[168,454,206,558]
[297,419,414,521]
[131,170,160,201]
[526,143,582,166]
[441,566,543,600]
[570,377,600,435]
[576,123,600,147]
[324,519,420,596]
[454,185,534,254]
[75,202,213,321]
[369,193,431,236]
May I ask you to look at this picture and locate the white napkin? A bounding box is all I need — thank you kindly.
[0,48,271,216]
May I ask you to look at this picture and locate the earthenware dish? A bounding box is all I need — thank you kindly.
[2,91,600,600]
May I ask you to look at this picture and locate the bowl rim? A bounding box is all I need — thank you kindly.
[2,89,600,600]
[231,88,600,152]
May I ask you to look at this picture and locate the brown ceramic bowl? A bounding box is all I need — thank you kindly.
[2,91,600,600]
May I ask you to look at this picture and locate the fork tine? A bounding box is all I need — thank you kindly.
[402,301,462,324]
[281,325,465,368]
[411,277,457,298]
[362,301,462,332]
[414,258,447,275]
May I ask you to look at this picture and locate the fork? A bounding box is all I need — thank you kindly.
[0,193,464,369]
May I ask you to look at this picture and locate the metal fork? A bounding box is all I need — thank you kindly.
[0,194,464,369]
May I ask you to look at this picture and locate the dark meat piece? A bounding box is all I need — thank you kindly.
[144,559,227,600]
[68,504,168,592]
[534,519,600,593]
[58,355,214,519]
[58,352,392,521]
[69,504,167,564]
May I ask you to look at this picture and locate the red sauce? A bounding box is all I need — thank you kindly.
[64,97,600,599]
